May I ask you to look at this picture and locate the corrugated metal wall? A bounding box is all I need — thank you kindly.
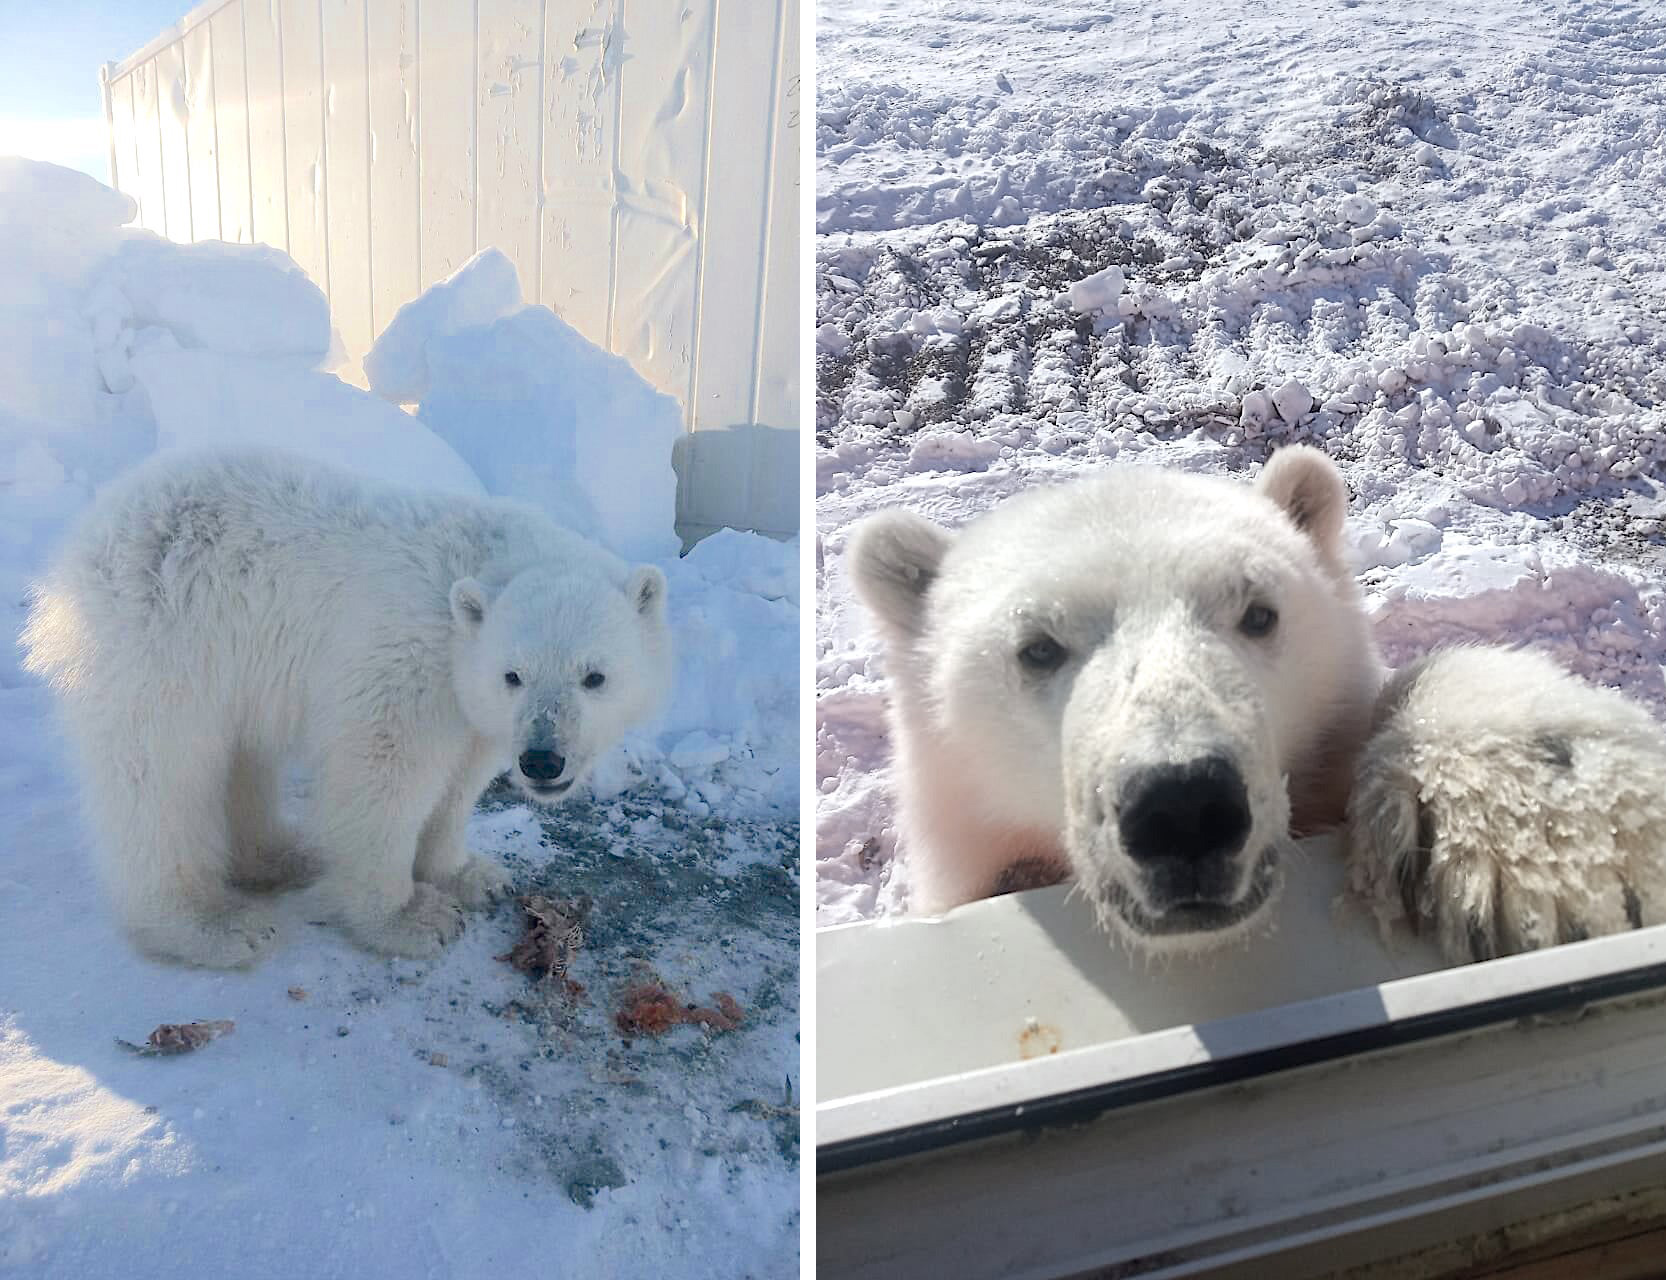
[103,0,799,540]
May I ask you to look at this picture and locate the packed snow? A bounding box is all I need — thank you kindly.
[0,157,796,1276]
[816,0,1666,923]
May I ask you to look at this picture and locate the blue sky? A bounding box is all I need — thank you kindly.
[0,0,195,179]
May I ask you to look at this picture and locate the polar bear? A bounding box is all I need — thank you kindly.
[849,445,1666,964]
[21,448,671,968]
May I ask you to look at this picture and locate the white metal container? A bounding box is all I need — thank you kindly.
[102,0,799,541]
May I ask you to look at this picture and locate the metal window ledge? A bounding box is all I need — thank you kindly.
[817,838,1666,1278]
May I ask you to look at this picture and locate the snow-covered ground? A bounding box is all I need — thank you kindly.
[0,158,797,1276]
[816,0,1666,923]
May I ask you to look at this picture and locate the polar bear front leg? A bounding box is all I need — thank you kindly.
[310,729,466,957]
[87,750,281,969]
[414,752,513,909]
[1346,647,1666,965]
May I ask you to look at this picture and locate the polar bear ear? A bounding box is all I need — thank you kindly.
[626,566,667,622]
[450,577,489,628]
[848,510,953,636]
[1257,445,1347,564]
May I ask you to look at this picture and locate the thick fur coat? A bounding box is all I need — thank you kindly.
[22,448,671,967]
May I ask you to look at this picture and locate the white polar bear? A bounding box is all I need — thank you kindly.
[850,445,1666,964]
[21,448,671,968]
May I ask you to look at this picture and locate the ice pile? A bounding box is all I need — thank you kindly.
[0,157,481,499]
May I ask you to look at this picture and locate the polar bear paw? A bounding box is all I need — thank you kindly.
[1345,646,1666,965]
[131,904,282,969]
[430,855,514,910]
[351,884,467,957]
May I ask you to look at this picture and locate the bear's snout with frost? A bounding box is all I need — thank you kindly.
[851,445,1666,963]
[21,448,671,968]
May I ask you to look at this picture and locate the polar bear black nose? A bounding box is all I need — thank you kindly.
[519,749,566,782]
[1119,756,1251,864]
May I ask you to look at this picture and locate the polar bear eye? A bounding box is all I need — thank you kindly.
[1017,636,1068,672]
[504,671,522,688]
[583,671,606,690]
[1239,604,1278,638]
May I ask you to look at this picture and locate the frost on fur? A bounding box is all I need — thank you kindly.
[855,446,1666,964]
[21,448,672,968]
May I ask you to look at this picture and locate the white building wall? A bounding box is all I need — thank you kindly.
[103,0,799,540]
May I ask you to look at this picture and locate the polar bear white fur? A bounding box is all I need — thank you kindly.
[850,445,1666,964]
[21,448,671,968]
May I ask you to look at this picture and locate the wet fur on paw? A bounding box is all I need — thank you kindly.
[1346,646,1666,964]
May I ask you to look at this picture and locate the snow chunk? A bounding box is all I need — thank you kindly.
[1271,377,1312,425]
[416,303,681,562]
[816,322,850,357]
[0,160,135,423]
[1351,517,1444,571]
[364,248,523,403]
[908,428,1005,470]
[0,156,134,230]
[1338,194,1377,226]
[978,294,1021,322]
[1064,265,1126,313]
[130,346,484,498]
[1388,543,1539,603]
[1240,388,1273,426]
[680,527,799,605]
[658,534,799,798]
[115,234,332,361]
[0,157,134,293]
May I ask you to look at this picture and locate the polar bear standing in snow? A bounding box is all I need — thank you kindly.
[22,449,671,968]
[850,445,1666,964]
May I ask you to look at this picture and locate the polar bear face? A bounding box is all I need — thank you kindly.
[449,563,671,800]
[851,447,1379,951]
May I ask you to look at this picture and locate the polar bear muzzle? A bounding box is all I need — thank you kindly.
[1119,755,1252,872]
[517,748,570,794]
[1069,728,1289,947]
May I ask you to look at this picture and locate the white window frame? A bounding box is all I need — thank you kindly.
[817,839,1666,1278]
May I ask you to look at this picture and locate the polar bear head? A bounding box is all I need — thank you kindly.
[449,561,671,801]
[850,446,1381,952]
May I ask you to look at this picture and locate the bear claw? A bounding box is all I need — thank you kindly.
[431,856,513,910]
[133,908,281,969]
[353,884,466,957]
